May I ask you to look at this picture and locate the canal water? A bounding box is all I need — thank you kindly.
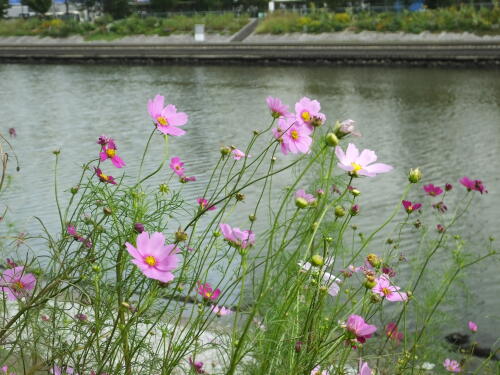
[0,64,499,347]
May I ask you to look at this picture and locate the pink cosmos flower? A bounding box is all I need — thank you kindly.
[385,322,404,342]
[443,359,461,373]
[95,168,116,185]
[188,358,206,374]
[197,198,216,211]
[147,94,188,136]
[99,139,125,168]
[338,119,361,137]
[372,274,407,302]
[459,177,487,194]
[219,223,255,249]
[358,361,372,375]
[272,117,293,155]
[50,365,75,375]
[125,232,179,283]
[295,189,316,204]
[402,200,422,214]
[197,282,221,301]
[346,314,377,343]
[231,149,249,160]
[335,144,393,177]
[310,366,329,375]
[1,266,36,301]
[282,122,313,154]
[97,135,109,146]
[67,225,78,239]
[266,96,291,119]
[423,184,443,197]
[468,321,478,333]
[211,305,232,316]
[6,258,17,268]
[169,157,185,176]
[295,97,326,129]
[2,365,15,375]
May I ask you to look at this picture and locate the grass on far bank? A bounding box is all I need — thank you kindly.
[0,13,249,39]
[256,6,500,35]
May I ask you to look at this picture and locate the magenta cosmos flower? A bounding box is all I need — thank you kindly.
[99,138,125,168]
[423,184,443,197]
[197,198,216,211]
[459,177,487,194]
[358,361,372,375]
[94,168,116,185]
[189,358,206,374]
[402,200,422,214]
[385,322,404,342]
[219,223,255,249]
[266,96,291,119]
[1,266,36,301]
[372,274,407,302]
[197,282,221,301]
[346,314,377,343]
[468,321,478,332]
[295,97,326,128]
[443,359,461,373]
[169,157,185,176]
[125,232,179,283]
[147,94,188,136]
[211,305,232,316]
[335,143,393,177]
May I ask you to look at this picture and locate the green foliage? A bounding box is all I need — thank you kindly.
[21,0,52,15]
[0,0,9,19]
[102,0,130,19]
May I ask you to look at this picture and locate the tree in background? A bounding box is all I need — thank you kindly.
[102,0,130,18]
[21,0,52,15]
[149,0,178,13]
[0,0,10,18]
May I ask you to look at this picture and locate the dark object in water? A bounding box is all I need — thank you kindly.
[446,333,499,360]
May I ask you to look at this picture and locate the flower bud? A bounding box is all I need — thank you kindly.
[364,276,376,289]
[294,341,303,353]
[175,230,188,242]
[311,222,319,231]
[159,184,169,193]
[436,224,445,233]
[325,133,339,147]
[70,186,79,195]
[52,149,60,155]
[408,168,422,184]
[350,188,361,197]
[235,193,245,201]
[92,264,101,273]
[134,222,145,233]
[103,207,112,216]
[334,205,346,217]
[367,253,381,268]
[220,146,231,156]
[311,254,324,267]
[445,183,453,191]
[414,219,422,229]
[370,293,382,303]
[249,214,256,222]
[213,231,221,238]
[295,197,309,209]
[350,204,360,216]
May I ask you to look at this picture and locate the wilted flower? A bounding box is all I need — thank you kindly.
[125,232,179,283]
[197,198,216,211]
[423,184,443,197]
[94,168,116,185]
[345,314,377,343]
[432,201,448,213]
[169,157,185,176]
[468,321,478,333]
[188,358,206,374]
[219,223,255,249]
[231,149,249,160]
[6,258,17,268]
[8,128,16,137]
[197,282,220,301]
[385,322,404,342]
[266,96,291,119]
[0,266,36,301]
[437,224,445,233]
[459,177,487,194]
[372,274,407,302]
[295,97,325,129]
[402,200,422,214]
[210,305,232,316]
[336,119,361,138]
[443,359,461,373]
[335,144,393,177]
[99,138,125,168]
[147,94,188,136]
[179,175,196,183]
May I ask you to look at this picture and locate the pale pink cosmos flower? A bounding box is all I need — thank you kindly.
[423,184,443,197]
[310,366,329,375]
[295,97,326,129]
[169,157,185,176]
[358,361,372,375]
[197,198,216,211]
[147,94,188,136]
[99,138,125,168]
[211,305,232,316]
[295,189,316,205]
[345,314,377,343]
[443,359,461,373]
[50,365,75,375]
[468,321,478,333]
[372,274,407,302]
[219,223,255,249]
[1,266,36,301]
[402,200,422,214]
[298,261,341,297]
[335,143,393,177]
[231,149,250,160]
[266,96,291,119]
[1,365,15,375]
[197,282,221,301]
[282,122,313,154]
[272,116,293,155]
[125,232,179,283]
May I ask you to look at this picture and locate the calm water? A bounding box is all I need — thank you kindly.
[0,64,499,345]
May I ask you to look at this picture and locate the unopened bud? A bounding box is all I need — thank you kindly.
[249,214,256,222]
[325,133,339,147]
[294,341,303,353]
[408,168,422,184]
[253,129,260,135]
[175,230,188,242]
[445,183,453,191]
[350,188,361,197]
[159,184,169,193]
[295,197,309,209]
[91,264,101,272]
[235,193,245,201]
[311,222,319,231]
[103,207,112,216]
[70,186,79,195]
[367,253,381,268]
[134,222,145,233]
[220,146,231,156]
[335,206,346,217]
[350,204,360,216]
[370,293,382,303]
[311,254,324,267]
[364,276,376,289]
[213,231,221,238]
[52,149,60,155]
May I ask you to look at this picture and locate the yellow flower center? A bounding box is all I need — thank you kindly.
[204,291,212,298]
[100,173,109,181]
[382,287,391,296]
[106,148,116,158]
[145,256,157,266]
[301,111,311,122]
[351,162,362,172]
[157,116,168,126]
[14,281,24,289]
[291,130,299,140]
